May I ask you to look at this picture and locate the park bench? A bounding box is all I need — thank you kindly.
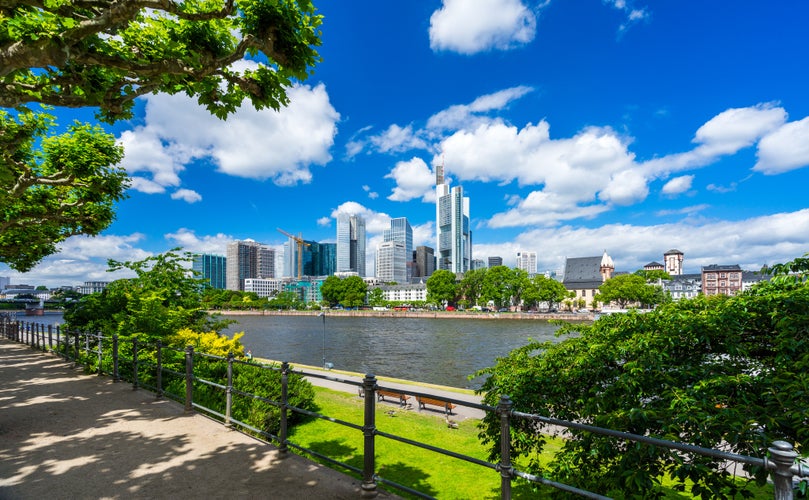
[377,389,410,406]
[416,396,456,415]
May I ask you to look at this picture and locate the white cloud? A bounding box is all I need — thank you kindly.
[429,0,537,54]
[385,157,436,202]
[654,204,709,217]
[362,185,379,199]
[370,124,429,153]
[660,175,694,196]
[317,217,332,227]
[642,103,787,176]
[170,189,202,203]
[753,116,809,174]
[330,202,392,234]
[426,86,534,132]
[513,208,809,274]
[164,228,233,255]
[120,83,339,193]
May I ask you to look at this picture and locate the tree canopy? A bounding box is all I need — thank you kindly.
[1,0,323,271]
[319,275,367,308]
[0,110,128,271]
[0,0,323,122]
[598,273,665,308]
[426,269,458,308]
[475,253,809,498]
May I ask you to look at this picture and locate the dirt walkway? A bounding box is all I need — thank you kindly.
[0,339,396,499]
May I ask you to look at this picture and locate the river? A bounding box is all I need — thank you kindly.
[224,314,564,390]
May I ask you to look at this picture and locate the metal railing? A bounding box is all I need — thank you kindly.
[2,318,807,499]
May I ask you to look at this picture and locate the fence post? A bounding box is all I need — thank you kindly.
[132,338,139,390]
[769,440,798,500]
[279,361,289,455]
[361,373,378,498]
[97,332,103,376]
[156,341,163,398]
[73,330,79,366]
[112,334,119,382]
[48,324,53,350]
[184,345,194,412]
[498,395,514,500]
[225,352,234,429]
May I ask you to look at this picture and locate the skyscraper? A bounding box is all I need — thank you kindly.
[488,256,503,268]
[336,213,366,276]
[376,240,407,284]
[436,163,471,274]
[516,251,538,276]
[226,240,275,291]
[192,253,227,289]
[383,217,413,281]
[413,245,435,280]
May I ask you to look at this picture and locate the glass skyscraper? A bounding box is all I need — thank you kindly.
[336,213,366,276]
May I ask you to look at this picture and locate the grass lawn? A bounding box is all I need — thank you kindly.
[288,387,775,499]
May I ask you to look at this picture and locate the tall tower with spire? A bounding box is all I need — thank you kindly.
[435,159,471,274]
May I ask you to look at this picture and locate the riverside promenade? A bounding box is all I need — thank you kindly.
[0,339,398,499]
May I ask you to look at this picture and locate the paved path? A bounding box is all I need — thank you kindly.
[0,339,397,499]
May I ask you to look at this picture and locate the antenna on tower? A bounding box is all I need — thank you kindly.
[436,154,444,185]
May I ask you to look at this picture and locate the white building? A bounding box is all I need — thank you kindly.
[516,251,537,276]
[378,283,428,303]
[243,278,287,298]
[376,240,407,284]
[383,217,413,282]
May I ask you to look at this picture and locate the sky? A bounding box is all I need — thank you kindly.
[5,0,809,288]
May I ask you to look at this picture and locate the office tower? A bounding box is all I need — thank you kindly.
[488,256,503,268]
[472,259,486,270]
[336,213,366,276]
[516,251,537,276]
[383,217,413,281]
[435,163,471,274]
[226,240,274,291]
[286,241,336,277]
[376,240,407,284]
[192,253,227,289]
[413,245,436,280]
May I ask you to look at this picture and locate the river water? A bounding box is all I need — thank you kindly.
[224,315,563,390]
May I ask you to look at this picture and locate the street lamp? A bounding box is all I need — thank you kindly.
[317,311,332,370]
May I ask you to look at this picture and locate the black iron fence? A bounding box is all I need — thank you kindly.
[2,318,807,499]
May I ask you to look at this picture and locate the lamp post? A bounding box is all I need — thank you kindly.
[318,311,329,369]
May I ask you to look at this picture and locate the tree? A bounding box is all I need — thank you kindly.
[426,269,458,308]
[367,287,385,307]
[1,1,323,270]
[459,268,487,307]
[528,275,568,312]
[635,269,672,281]
[480,266,521,310]
[340,275,367,308]
[1,110,128,271]
[63,249,228,339]
[598,274,662,308]
[475,254,809,498]
[0,1,323,122]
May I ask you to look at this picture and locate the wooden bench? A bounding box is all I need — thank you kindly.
[377,389,410,406]
[416,396,456,415]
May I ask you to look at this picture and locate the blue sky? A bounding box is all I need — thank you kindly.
[5,0,809,287]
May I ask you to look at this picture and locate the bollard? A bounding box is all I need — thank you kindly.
[769,440,798,500]
[361,373,378,498]
[184,345,194,412]
[498,395,514,500]
[225,352,234,429]
[279,362,289,455]
[97,332,103,376]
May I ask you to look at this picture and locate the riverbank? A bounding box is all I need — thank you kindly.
[216,308,596,321]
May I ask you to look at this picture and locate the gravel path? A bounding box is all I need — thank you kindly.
[0,339,397,499]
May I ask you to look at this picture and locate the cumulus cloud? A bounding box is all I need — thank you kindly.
[120,83,339,194]
[642,103,787,176]
[661,175,694,196]
[753,116,809,174]
[385,158,436,202]
[164,228,233,255]
[429,0,537,54]
[171,189,202,203]
[514,208,809,274]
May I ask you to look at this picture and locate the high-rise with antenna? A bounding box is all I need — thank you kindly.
[435,157,471,274]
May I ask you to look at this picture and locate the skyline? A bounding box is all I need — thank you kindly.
[3,0,809,287]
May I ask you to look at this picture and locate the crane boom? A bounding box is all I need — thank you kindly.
[277,228,311,280]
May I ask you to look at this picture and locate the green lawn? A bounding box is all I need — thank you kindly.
[288,387,774,499]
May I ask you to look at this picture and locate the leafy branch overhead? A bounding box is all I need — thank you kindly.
[0,0,324,121]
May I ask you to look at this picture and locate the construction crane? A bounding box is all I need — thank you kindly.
[277,228,311,280]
